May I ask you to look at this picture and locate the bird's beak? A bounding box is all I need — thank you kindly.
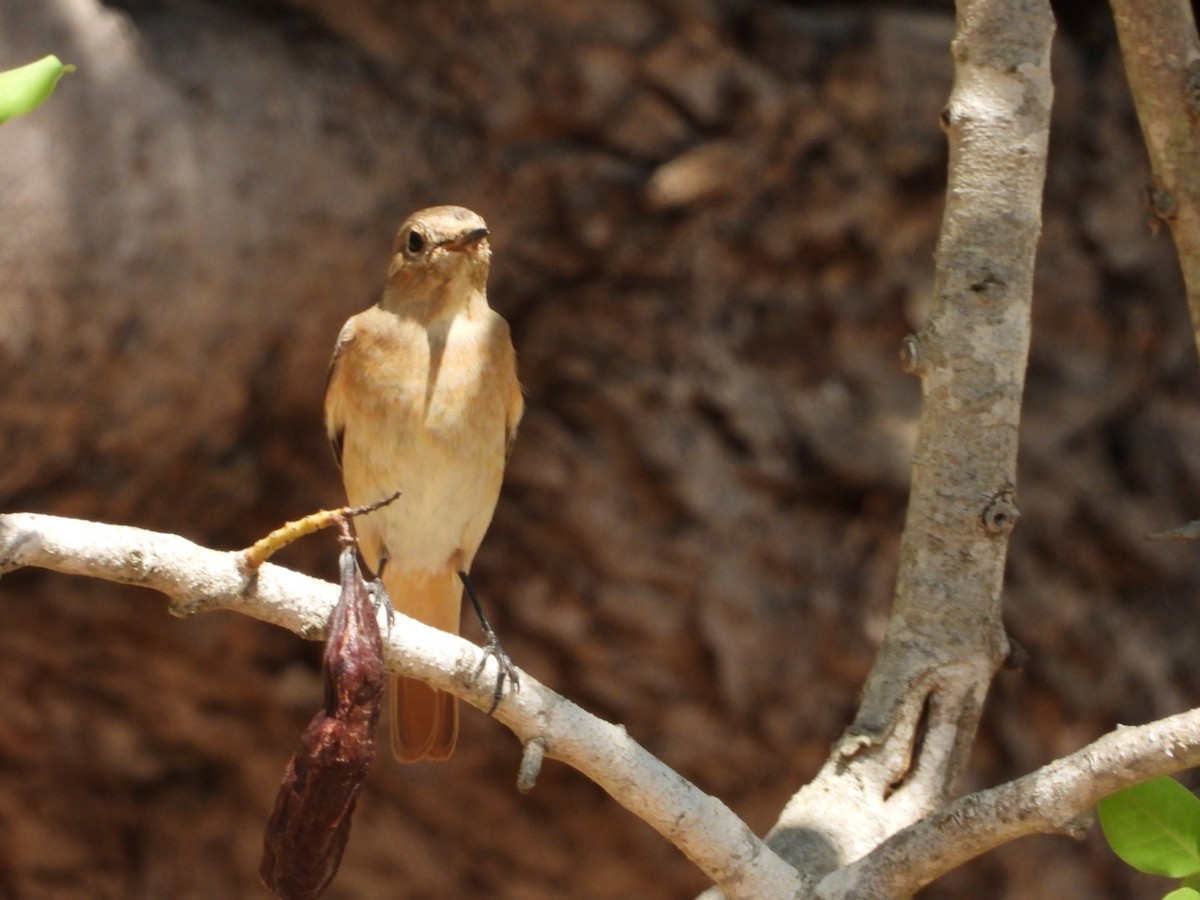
[441,227,490,252]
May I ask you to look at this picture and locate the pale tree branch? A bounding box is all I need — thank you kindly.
[0,511,804,900]
[817,708,1200,898]
[1109,0,1200,354]
[9,512,1200,900]
[756,0,1056,880]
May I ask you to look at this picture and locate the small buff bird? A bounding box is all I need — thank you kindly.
[324,206,523,762]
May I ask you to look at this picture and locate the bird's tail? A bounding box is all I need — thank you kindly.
[382,566,461,763]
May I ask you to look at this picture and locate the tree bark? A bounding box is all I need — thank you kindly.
[1110,0,1200,354]
[760,0,1056,884]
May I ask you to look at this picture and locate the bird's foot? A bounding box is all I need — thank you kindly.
[459,569,519,714]
[476,635,520,715]
[367,577,396,632]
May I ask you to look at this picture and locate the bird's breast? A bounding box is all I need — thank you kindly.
[350,313,500,430]
[329,307,512,571]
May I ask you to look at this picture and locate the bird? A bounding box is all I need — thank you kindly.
[324,205,523,762]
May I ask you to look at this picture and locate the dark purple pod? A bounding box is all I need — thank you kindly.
[260,546,386,900]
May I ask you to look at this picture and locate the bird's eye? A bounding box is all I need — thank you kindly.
[406,230,425,254]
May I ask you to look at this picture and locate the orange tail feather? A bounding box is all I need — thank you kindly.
[391,676,458,762]
[381,566,462,763]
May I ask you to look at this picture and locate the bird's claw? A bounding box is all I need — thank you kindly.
[458,569,518,714]
[367,577,396,632]
[477,636,520,715]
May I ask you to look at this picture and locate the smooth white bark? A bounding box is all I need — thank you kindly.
[0,511,804,900]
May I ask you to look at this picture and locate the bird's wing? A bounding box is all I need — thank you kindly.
[505,374,524,463]
[500,318,524,462]
[323,316,359,471]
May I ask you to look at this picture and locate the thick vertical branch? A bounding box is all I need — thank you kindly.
[851,0,1056,768]
[1109,0,1200,353]
[759,0,1056,882]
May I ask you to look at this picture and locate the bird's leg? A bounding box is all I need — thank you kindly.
[459,570,519,713]
[336,495,403,632]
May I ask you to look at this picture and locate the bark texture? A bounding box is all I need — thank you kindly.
[767,0,1054,877]
[0,1,1197,898]
[1110,0,1200,350]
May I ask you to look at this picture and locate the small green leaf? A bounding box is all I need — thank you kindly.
[0,55,74,124]
[1164,888,1200,900]
[1099,777,1200,877]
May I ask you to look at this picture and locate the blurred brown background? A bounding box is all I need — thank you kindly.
[1,0,1198,897]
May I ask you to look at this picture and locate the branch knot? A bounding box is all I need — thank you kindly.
[981,490,1020,535]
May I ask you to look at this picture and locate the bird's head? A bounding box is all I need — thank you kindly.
[383,206,491,316]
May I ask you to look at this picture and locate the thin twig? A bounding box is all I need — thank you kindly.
[240,491,401,570]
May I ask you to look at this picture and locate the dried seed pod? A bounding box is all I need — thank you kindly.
[260,545,386,900]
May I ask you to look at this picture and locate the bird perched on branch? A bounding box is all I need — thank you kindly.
[324,205,523,762]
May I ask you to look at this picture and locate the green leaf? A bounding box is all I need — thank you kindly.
[1164,889,1200,900]
[0,55,74,124]
[1099,777,1200,877]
